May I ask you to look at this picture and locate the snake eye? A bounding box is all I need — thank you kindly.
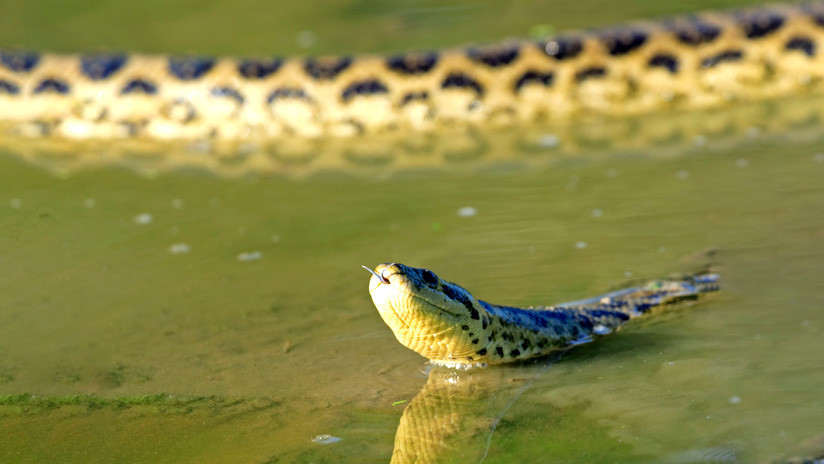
[421,269,438,286]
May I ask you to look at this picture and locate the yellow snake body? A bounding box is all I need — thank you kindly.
[1,3,824,140]
[367,263,718,367]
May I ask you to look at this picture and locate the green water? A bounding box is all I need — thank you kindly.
[1,1,823,463]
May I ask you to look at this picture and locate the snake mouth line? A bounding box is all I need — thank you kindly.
[409,293,464,319]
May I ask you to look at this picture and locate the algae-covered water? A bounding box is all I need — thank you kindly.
[1,1,823,463]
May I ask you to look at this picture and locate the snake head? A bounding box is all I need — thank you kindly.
[365,263,489,365]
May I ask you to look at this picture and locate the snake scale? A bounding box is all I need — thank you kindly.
[365,263,718,367]
[2,2,824,140]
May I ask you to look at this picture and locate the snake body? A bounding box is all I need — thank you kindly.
[366,263,718,367]
[2,3,824,140]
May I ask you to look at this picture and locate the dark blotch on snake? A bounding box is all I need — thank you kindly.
[33,78,70,94]
[736,10,785,39]
[575,67,607,82]
[786,37,816,56]
[0,51,40,72]
[121,79,158,95]
[238,58,283,79]
[304,56,352,80]
[600,28,648,56]
[514,70,555,91]
[341,79,389,102]
[169,57,215,80]
[541,36,583,60]
[441,73,483,96]
[387,52,438,74]
[211,87,245,104]
[81,54,127,80]
[267,88,312,103]
[400,91,429,105]
[0,80,20,94]
[649,54,679,73]
[701,50,743,68]
[467,45,520,67]
[670,18,721,46]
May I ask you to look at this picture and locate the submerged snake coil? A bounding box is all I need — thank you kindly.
[1,3,824,140]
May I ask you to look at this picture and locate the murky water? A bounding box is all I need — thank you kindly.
[1,1,823,463]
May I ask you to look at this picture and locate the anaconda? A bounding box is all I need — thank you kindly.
[365,263,718,367]
[2,2,824,140]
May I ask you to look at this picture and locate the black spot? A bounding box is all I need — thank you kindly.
[808,4,824,28]
[238,58,283,79]
[496,346,504,357]
[461,324,469,331]
[536,340,547,349]
[670,18,721,46]
[589,310,630,321]
[121,79,157,95]
[510,348,521,357]
[541,36,583,60]
[648,54,679,73]
[575,67,606,82]
[476,348,487,356]
[267,87,311,103]
[468,332,474,337]
[0,51,39,72]
[736,10,784,39]
[467,45,520,67]
[786,37,816,57]
[441,72,483,96]
[81,54,127,80]
[701,50,743,68]
[169,57,215,80]
[600,28,648,56]
[304,56,352,80]
[514,70,554,91]
[443,284,476,315]
[211,86,244,104]
[387,52,437,74]
[521,339,532,350]
[400,91,428,105]
[471,338,479,344]
[33,78,70,94]
[481,317,489,330]
[635,303,652,313]
[0,80,20,94]
[341,79,389,102]
[501,332,514,342]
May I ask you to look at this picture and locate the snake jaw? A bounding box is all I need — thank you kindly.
[366,263,488,364]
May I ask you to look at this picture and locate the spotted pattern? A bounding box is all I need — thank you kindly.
[81,54,127,80]
[237,58,283,79]
[1,51,40,72]
[0,3,823,141]
[367,263,720,367]
[121,79,157,95]
[168,57,215,80]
